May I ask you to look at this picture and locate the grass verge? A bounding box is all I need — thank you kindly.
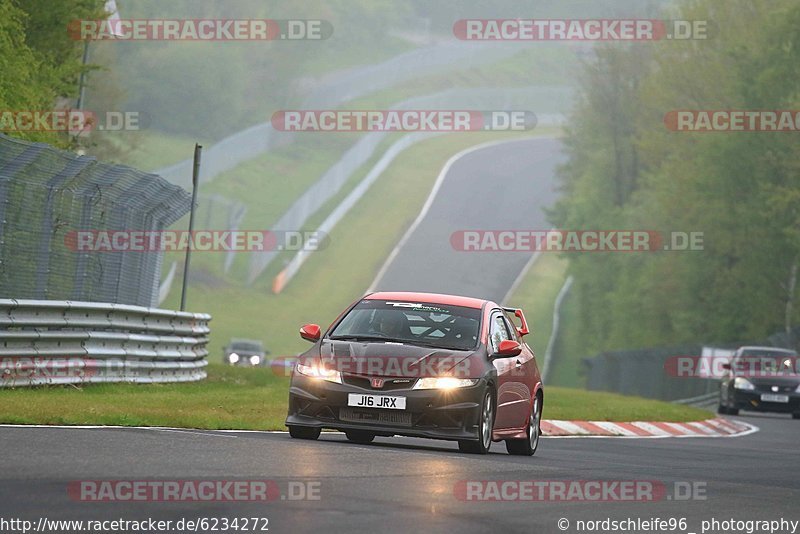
[165,130,559,361]
[546,287,588,388]
[507,253,569,366]
[0,365,710,429]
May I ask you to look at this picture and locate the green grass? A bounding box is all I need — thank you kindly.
[86,130,208,173]
[163,130,559,362]
[345,46,577,111]
[504,248,589,388]
[0,365,710,429]
[543,387,711,422]
[547,285,588,388]
[507,253,569,365]
[0,364,288,429]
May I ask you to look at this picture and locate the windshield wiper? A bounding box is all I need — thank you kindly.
[328,335,393,343]
[398,339,469,351]
[329,335,469,351]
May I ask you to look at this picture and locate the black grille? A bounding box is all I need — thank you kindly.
[339,407,412,427]
[342,375,417,391]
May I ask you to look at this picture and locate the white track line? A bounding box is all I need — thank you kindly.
[629,421,673,437]
[151,428,238,438]
[502,251,542,305]
[545,420,592,435]
[0,419,760,439]
[368,137,552,293]
[592,421,640,437]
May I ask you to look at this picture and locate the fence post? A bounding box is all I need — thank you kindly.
[180,144,202,311]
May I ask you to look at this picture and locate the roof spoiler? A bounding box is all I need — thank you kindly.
[502,307,530,337]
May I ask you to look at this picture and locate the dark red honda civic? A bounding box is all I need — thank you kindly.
[286,291,543,455]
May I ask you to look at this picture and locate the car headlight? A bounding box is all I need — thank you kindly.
[413,377,479,390]
[295,362,342,384]
[249,355,261,366]
[228,353,240,364]
[734,377,755,390]
[795,384,800,393]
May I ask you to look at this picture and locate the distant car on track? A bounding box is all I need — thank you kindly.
[718,346,800,419]
[223,338,267,367]
[286,291,543,455]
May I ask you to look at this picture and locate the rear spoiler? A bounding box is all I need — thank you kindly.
[502,307,530,337]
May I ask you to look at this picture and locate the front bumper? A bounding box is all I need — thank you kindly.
[224,355,266,367]
[285,374,485,441]
[732,390,800,413]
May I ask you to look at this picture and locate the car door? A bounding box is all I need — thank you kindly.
[503,309,539,401]
[489,311,532,430]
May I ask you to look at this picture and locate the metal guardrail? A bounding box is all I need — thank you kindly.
[0,299,210,387]
[250,86,572,285]
[542,275,574,383]
[673,391,718,408]
[0,135,192,308]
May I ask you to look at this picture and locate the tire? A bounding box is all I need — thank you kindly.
[792,413,800,420]
[506,394,541,456]
[288,425,321,440]
[345,430,375,444]
[458,389,494,454]
[719,388,737,415]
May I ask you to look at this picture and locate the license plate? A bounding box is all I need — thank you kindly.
[347,393,406,410]
[761,393,789,403]
[339,408,412,427]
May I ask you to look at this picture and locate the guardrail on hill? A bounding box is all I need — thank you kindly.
[0,299,210,387]
[251,86,572,285]
[673,391,718,409]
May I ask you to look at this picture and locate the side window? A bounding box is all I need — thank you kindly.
[489,314,511,352]
[503,311,520,341]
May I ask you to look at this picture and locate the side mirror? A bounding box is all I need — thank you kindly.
[502,307,531,337]
[299,324,321,342]
[494,339,522,358]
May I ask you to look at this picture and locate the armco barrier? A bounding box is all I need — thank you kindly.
[251,86,571,285]
[0,299,210,387]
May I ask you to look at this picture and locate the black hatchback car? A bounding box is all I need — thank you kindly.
[285,291,543,455]
[718,346,800,418]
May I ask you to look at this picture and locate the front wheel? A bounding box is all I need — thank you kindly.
[506,395,541,456]
[345,430,375,444]
[459,389,494,454]
[792,413,800,420]
[288,425,321,440]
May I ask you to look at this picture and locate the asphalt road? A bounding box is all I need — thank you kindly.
[372,136,563,303]
[3,137,797,534]
[0,413,798,534]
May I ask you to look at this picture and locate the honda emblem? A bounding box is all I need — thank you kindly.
[371,378,384,388]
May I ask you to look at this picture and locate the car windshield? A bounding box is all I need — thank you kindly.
[329,299,481,351]
[735,350,799,375]
[230,341,262,353]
